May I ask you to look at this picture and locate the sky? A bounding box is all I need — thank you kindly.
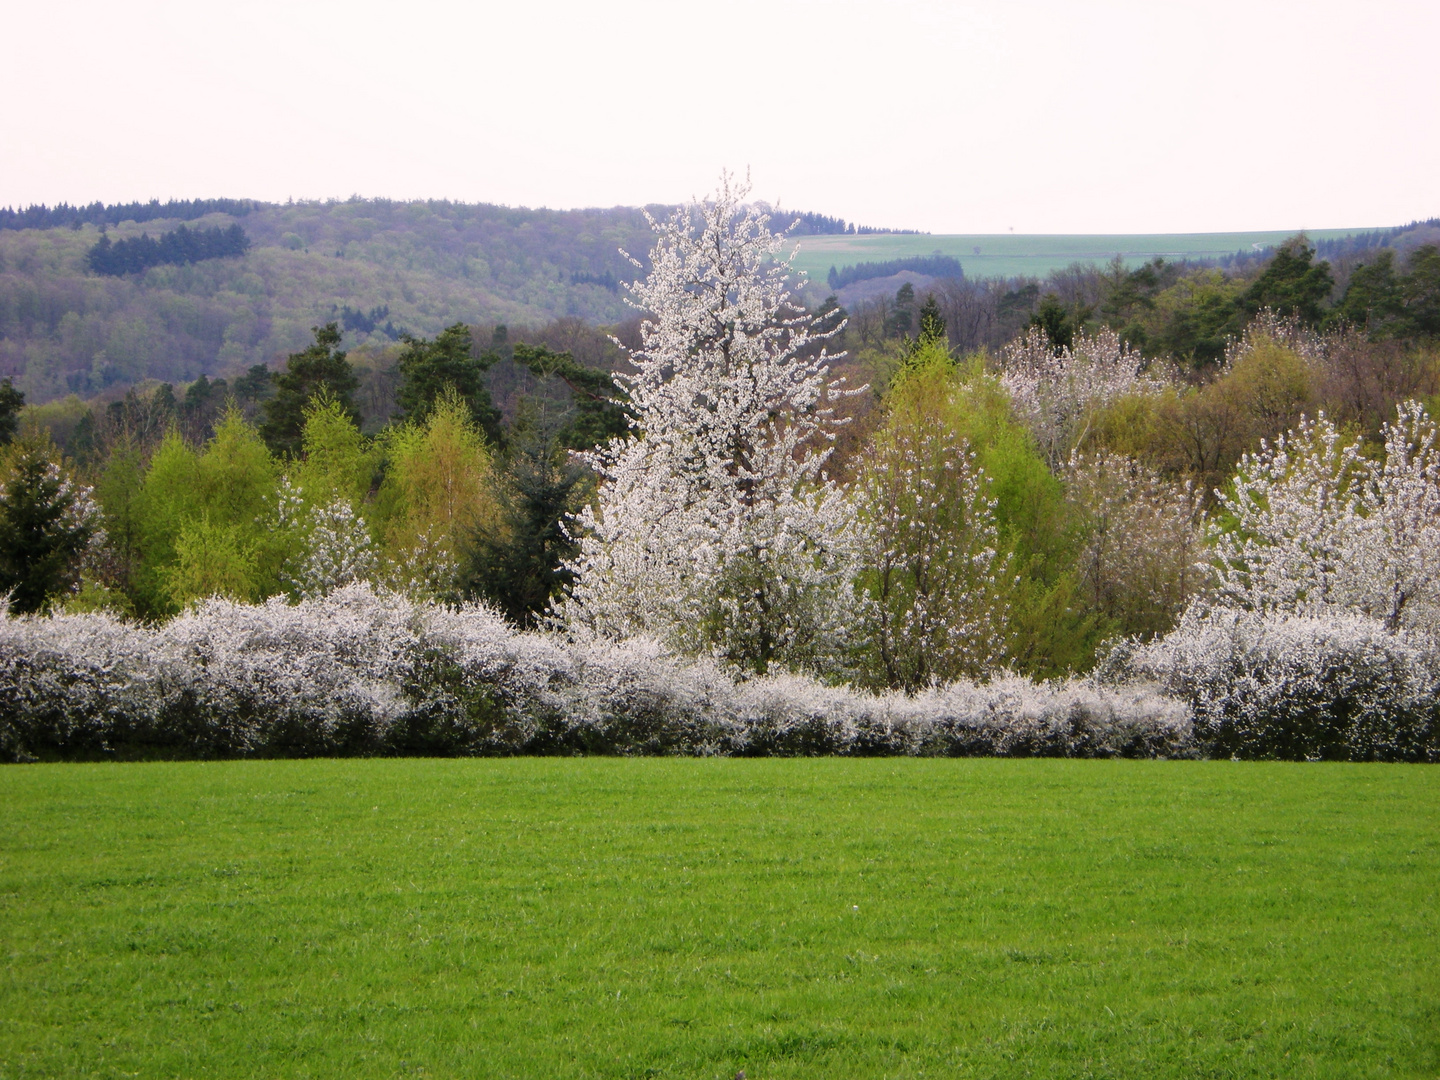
[3,0,1437,234]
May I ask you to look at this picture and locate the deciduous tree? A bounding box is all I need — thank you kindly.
[561,174,864,675]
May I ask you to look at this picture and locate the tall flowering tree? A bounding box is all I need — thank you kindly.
[857,349,1011,690]
[560,174,864,674]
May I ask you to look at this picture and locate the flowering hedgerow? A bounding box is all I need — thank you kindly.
[0,583,1193,762]
[1110,608,1440,762]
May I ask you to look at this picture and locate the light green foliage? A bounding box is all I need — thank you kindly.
[130,431,201,613]
[937,356,1100,674]
[162,514,260,604]
[0,760,1434,1078]
[859,346,1098,676]
[132,410,284,613]
[374,389,499,595]
[858,347,1011,689]
[293,392,376,510]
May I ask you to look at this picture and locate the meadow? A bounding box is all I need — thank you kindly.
[788,228,1365,284]
[2,759,1435,1078]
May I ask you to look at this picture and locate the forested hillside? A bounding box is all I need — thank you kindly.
[2,193,1434,415]
[0,197,904,406]
[0,200,667,402]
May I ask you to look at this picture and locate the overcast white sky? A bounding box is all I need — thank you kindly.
[2,0,1436,233]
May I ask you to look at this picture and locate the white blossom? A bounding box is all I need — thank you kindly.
[0,582,1197,762]
[286,498,379,600]
[560,173,866,675]
[998,326,1167,470]
[1212,402,1440,636]
[1118,607,1439,761]
[859,422,1010,689]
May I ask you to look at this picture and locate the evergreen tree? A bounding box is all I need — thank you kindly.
[1332,250,1404,334]
[460,429,585,626]
[917,293,945,345]
[887,282,916,337]
[260,324,359,456]
[0,378,24,445]
[395,323,503,446]
[1241,238,1334,326]
[902,294,947,363]
[513,342,628,450]
[1029,292,1089,352]
[0,437,102,613]
[1401,245,1440,339]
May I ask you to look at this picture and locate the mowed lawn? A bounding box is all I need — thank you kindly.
[1,761,1436,1079]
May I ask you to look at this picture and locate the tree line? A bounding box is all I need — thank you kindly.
[0,198,259,231]
[827,254,964,290]
[1,190,1437,686]
[833,232,1440,372]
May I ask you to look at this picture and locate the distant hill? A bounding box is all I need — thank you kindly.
[0,197,897,404]
[0,196,1425,405]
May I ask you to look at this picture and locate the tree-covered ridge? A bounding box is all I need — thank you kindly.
[0,198,260,231]
[87,224,250,276]
[0,197,907,405]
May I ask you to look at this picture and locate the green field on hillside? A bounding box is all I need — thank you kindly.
[2,760,1436,1078]
[789,228,1368,285]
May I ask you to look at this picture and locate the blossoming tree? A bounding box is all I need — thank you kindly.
[1213,401,1440,636]
[998,326,1166,470]
[560,174,864,674]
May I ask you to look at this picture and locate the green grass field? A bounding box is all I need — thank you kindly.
[788,228,1370,284]
[2,760,1436,1078]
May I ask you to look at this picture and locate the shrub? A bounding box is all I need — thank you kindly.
[1114,608,1440,761]
[0,584,1194,762]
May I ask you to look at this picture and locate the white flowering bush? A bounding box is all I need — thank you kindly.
[285,498,379,599]
[1214,402,1440,636]
[560,173,866,675]
[0,583,1195,762]
[1065,449,1206,639]
[998,327,1168,470]
[1112,608,1439,761]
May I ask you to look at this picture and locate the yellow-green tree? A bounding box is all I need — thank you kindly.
[132,409,284,613]
[374,389,501,597]
[858,349,1011,689]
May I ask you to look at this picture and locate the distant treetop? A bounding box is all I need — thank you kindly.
[828,255,964,290]
[759,206,927,237]
[0,198,260,231]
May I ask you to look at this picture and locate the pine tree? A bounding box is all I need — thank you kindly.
[260,324,360,456]
[0,378,24,446]
[395,323,503,446]
[0,437,103,613]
